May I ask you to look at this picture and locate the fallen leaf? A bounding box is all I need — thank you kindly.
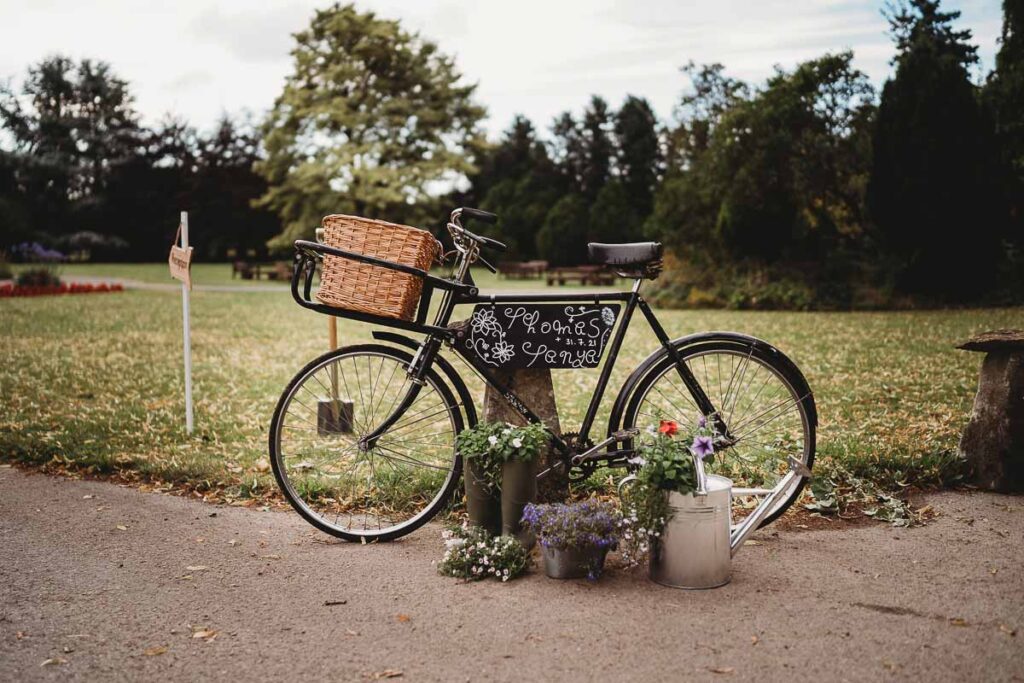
[16,631,26,640]
[949,618,969,627]
[143,646,168,656]
[228,539,240,547]
[368,670,403,679]
[395,614,411,623]
[999,624,1017,636]
[192,629,218,641]
[254,458,271,473]
[744,540,762,546]
[324,600,347,606]
[83,495,94,500]
[345,629,360,637]
[41,658,67,667]
[750,635,759,646]
[116,525,127,531]
[708,666,734,674]
[185,565,209,572]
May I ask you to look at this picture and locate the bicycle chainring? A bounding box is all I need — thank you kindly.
[563,432,597,483]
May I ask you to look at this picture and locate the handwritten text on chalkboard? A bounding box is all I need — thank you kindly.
[461,304,620,369]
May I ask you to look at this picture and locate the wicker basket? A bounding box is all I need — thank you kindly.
[316,214,441,321]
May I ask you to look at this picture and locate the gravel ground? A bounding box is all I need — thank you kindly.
[1,465,1021,682]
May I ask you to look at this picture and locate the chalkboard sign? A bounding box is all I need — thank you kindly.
[460,303,620,369]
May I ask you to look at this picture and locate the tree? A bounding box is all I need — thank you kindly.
[649,54,873,268]
[0,56,141,238]
[867,0,1000,299]
[985,0,1024,274]
[536,194,589,266]
[475,116,565,260]
[614,96,661,219]
[256,3,486,247]
[589,180,639,244]
[578,96,613,200]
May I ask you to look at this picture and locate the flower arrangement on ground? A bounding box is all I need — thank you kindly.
[521,500,621,580]
[619,417,717,565]
[437,524,530,582]
[458,421,550,541]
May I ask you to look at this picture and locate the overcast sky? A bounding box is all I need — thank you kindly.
[0,0,1002,137]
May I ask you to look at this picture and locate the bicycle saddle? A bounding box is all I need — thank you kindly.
[587,242,663,267]
[587,242,664,279]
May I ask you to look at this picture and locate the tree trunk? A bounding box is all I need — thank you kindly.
[483,368,568,503]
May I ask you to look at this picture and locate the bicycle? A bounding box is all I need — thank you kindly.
[270,207,817,542]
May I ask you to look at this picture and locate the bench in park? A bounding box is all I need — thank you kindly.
[546,265,616,286]
[232,261,292,281]
[499,260,548,280]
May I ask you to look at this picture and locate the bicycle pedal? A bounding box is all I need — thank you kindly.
[612,427,641,441]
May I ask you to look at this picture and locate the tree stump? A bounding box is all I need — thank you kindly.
[483,368,568,503]
[957,329,1024,492]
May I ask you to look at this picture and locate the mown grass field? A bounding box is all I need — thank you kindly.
[1,263,1019,510]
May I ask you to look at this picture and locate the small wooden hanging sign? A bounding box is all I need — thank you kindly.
[168,224,194,290]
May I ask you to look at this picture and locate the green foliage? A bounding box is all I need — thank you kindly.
[256,2,486,247]
[456,421,549,490]
[438,524,530,582]
[588,181,640,244]
[614,96,661,218]
[868,0,1002,301]
[536,194,589,266]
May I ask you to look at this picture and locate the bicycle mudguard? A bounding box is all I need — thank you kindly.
[606,331,817,439]
[371,331,478,428]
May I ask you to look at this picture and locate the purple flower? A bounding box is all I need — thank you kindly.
[690,435,714,460]
[697,415,707,428]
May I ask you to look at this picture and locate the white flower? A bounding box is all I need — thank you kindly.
[627,455,646,466]
[487,435,498,446]
[502,428,511,435]
[512,437,523,448]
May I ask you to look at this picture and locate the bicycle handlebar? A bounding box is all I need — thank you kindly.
[460,207,497,224]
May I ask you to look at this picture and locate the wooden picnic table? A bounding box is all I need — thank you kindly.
[545,265,616,286]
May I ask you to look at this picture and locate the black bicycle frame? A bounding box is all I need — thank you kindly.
[290,244,721,457]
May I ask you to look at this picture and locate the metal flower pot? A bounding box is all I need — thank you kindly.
[463,455,501,537]
[500,457,538,549]
[541,544,610,579]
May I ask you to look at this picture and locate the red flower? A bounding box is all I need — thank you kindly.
[658,420,679,437]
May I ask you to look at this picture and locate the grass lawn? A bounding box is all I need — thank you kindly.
[1,275,1019,512]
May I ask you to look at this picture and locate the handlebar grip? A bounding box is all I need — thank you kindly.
[462,227,507,252]
[461,207,497,224]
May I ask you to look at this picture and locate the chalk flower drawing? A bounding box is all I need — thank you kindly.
[601,307,616,326]
[492,340,516,363]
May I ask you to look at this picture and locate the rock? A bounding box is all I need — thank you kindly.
[958,330,1024,492]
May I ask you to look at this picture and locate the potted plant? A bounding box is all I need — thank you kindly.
[620,417,732,588]
[619,418,717,563]
[521,500,621,580]
[457,422,549,545]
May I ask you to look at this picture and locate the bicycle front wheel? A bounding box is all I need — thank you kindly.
[269,344,465,542]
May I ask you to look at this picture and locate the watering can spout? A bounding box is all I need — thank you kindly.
[729,456,812,557]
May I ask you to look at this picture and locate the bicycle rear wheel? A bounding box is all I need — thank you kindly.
[269,344,464,542]
[622,337,815,528]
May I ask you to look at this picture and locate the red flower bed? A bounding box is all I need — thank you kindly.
[0,282,124,298]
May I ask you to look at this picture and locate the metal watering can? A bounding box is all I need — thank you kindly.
[623,454,811,589]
